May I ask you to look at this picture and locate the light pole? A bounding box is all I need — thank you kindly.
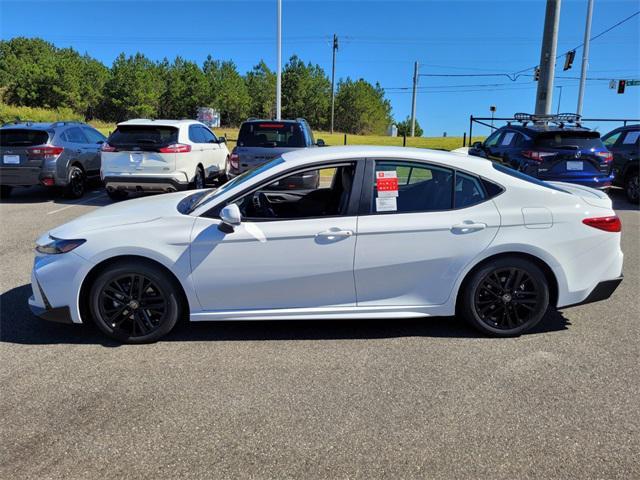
[556,85,563,114]
[535,0,562,116]
[276,0,282,120]
[576,0,594,116]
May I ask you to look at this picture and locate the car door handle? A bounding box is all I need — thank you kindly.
[451,222,487,233]
[316,229,353,239]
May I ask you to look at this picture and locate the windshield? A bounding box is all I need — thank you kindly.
[492,163,569,193]
[237,122,305,148]
[188,157,285,213]
[108,125,178,150]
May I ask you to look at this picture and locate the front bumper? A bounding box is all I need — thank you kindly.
[103,173,190,193]
[29,300,74,324]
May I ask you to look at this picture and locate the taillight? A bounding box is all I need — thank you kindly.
[229,152,240,170]
[101,142,117,152]
[27,145,64,160]
[596,151,613,163]
[582,216,621,232]
[522,150,555,162]
[158,143,191,153]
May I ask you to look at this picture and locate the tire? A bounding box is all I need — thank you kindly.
[0,185,13,199]
[625,171,639,203]
[459,257,550,337]
[89,260,182,343]
[106,189,129,201]
[63,166,85,199]
[193,165,205,190]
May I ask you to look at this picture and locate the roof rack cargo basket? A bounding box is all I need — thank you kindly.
[514,112,582,124]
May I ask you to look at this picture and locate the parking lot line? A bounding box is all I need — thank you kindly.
[46,192,107,215]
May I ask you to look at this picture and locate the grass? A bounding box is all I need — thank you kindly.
[1,103,475,151]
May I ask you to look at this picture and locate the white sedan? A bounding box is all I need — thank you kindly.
[29,146,623,343]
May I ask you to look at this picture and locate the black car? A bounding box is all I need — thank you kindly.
[469,121,614,190]
[602,124,639,203]
[0,121,106,199]
[228,118,325,189]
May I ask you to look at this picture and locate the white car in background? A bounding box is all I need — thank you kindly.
[30,146,623,343]
[101,119,229,200]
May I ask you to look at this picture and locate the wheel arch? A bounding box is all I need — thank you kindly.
[78,254,190,324]
[455,251,560,312]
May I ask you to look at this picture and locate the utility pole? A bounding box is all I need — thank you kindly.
[410,61,418,137]
[576,0,594,117]
[534,0,562,116]
[276,0,282,120]
[330,34,338,133]
[556,85,563,114]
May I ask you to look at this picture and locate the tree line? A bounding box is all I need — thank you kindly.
[0,37,395,134]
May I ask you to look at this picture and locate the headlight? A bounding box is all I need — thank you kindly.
[36,236,86,254]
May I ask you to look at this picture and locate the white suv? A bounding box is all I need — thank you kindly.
[101,119,229,200]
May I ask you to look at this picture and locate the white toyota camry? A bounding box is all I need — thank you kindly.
[29,146,623,343]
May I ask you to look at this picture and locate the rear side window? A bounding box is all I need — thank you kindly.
[0,129,49,147]
[109,125,178,149]
[372,161,453,213]
[237,122,305,148]
[455,172,486,209]
[535,131,604,150]
[622,130,640,146]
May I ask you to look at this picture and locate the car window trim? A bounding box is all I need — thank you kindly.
[201,159,365,221]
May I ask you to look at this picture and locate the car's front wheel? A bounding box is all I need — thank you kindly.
[89,260,182,343]
[459,257,550,336]
[625,171,639,203]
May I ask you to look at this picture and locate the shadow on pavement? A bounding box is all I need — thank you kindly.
[1,283,570,346]
[610,188,639,211]
[0,184,111,206]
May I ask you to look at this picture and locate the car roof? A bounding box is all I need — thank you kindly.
[1,122,55,130]
[280,145,495,173]
[116,119,204,127]
[242,119,307,125]
[499,124,594,135]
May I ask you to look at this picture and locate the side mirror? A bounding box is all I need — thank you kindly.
[217,136,226,144]
[97,140,104,145]
[472,141,483,149]
[316,138,325,147]
[218,203,241,233]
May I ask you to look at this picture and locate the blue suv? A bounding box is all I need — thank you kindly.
[469,118,614,190]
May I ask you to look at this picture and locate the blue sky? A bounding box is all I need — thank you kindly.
[1,0,639,136]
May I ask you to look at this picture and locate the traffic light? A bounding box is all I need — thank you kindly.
[563,50,576,71]
[534,67,540,81]
[618,80,626,94]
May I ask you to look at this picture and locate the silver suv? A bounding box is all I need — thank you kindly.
[0,121,106,199]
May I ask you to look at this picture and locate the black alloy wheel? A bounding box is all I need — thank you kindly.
[460,257,550,336]
[64,166,85,199]
[626,172,639,203]
[90,261,181,343]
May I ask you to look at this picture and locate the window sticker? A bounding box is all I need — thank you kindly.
[376,197,397,212]
[623,131,640,145]
[376,170,399,198]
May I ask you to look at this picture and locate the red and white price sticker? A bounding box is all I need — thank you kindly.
[376,170,399,198]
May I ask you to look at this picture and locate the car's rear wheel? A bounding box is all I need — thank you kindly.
[106,189,129,201]
[625,171,639,203]
[0,185,13,199]
[64,166,86,199]
[193,166,205,189]
[89,260,181,343]
[459,257,550,336]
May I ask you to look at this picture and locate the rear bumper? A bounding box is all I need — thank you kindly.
[563,276,623,308]
[103,173,190,193]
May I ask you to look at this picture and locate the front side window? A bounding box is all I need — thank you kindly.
[64,127,88,144]
[82,127,106,144]
[484,131,503,147]
[234,164,355,220]
[602,131,621,147]
[199,127,217,143]
[371,161,453,214]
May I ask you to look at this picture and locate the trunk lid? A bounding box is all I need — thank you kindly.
[547,181,613,209]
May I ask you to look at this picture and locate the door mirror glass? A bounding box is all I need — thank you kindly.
[316,138,325,147]
[219,203,242,232]
[217,136,226,144]
[472,141,483,149]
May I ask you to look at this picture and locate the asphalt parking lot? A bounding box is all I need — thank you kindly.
[0,186,638,479]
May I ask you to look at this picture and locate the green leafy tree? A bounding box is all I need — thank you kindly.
[101,53,165,121]
[282,55,331,128]
[203,56,250,126]
[396,116,423,137]
[334,78,392,134]
[245,60,276,119]
[160,56,207,119]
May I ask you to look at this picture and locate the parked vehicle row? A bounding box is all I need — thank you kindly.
[469,119,639,202]
[29,146,624,343]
